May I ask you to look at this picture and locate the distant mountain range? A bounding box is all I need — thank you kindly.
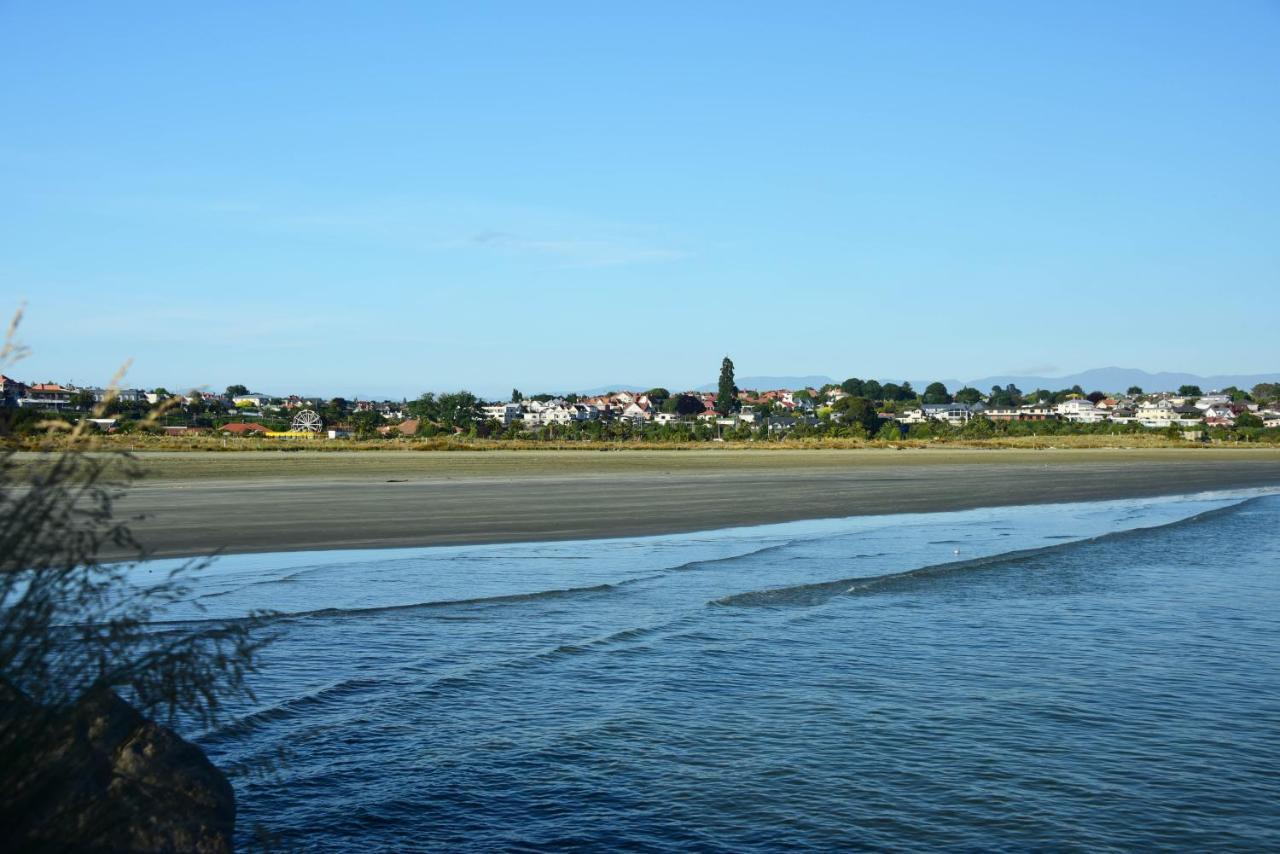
[961,368,1280,394]
[693,375,838,393]
[578,368,1280,398]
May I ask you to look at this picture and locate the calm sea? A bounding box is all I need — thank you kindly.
[153,490,1280,851]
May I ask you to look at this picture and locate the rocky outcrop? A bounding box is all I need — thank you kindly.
[1,685,235,852]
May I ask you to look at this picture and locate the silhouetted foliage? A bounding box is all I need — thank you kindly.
[716,357,738,415]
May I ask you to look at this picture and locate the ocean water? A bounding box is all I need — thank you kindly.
[151,490,1280,850]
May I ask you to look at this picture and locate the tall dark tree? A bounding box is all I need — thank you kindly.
[715,357,738,415]
[953,386,982,405]
[511,389,523,402]
[1178,384,1203,397]
[666,394,704,416]
[922,382,951,405]
[225,384,248,397]
[1127,386,1144,396]
[862,380,883,401]
[840,377,865,396]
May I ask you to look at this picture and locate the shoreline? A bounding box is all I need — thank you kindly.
[72,448,1280,560]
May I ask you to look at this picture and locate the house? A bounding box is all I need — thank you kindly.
[18,383,74,409]
[764,415,818,433]
[923,403,973,424]
[378,419,420,437]
[1,375,28,405]
[232,392,271,408]
[1193,394,1231,410]
[219,422,269,435]
[1054,399,1106,423]
[1018,405,1056,421]
[83,386,147,404]
[620,402,652,423]
[482,403,524,425]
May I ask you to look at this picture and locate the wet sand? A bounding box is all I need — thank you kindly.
[81,448,1280,560]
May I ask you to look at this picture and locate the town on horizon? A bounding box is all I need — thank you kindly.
[6,357,1279,442]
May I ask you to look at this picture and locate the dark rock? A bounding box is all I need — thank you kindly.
[1,685,235,852]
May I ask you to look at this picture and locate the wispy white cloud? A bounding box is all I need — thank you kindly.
[94,193,690,269]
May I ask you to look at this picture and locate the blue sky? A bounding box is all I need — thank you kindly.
[2,1,1277,398]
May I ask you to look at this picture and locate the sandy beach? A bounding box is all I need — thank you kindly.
[49,447,1279,560]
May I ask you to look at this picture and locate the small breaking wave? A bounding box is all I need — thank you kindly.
[156,574,666,626]
[712,496,1260,608]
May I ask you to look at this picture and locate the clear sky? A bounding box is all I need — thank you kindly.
[2,1,1277,398]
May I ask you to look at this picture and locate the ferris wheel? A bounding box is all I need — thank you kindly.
[291,409,323,433]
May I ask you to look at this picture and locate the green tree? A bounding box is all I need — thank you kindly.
[436,390,482,429]
[511,388,523,402]
[350,410,384,439]
[1127,386,1144,396]
[876,421,902,441]
[643,388,671,408]
[862,380,883,401]
[840,377,865,396]
[70,390,96,410]
[1178,384,1203,397]
[407,392,440,423]
[830,396,881,434]
[989,384,1024,407]
[1235,412,1263,429]
[225,384,248,397]
[922,382,951,404]
[665,394,703,416]
[715,357,738,415]
[1250,382,1278,402]
[953,386,982,405]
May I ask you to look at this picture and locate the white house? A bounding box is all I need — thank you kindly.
[482,403,524,425]
[928,403,973,424]
[1194,394,1231,410]
[1055,399,1106,423]
[232,392,272,408]
[621,402,652,422]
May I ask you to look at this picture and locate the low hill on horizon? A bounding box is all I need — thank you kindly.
[965,367,1280,394]
[560,367,1279,401]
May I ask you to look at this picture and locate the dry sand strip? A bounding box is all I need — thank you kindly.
[80,448,1280,560]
